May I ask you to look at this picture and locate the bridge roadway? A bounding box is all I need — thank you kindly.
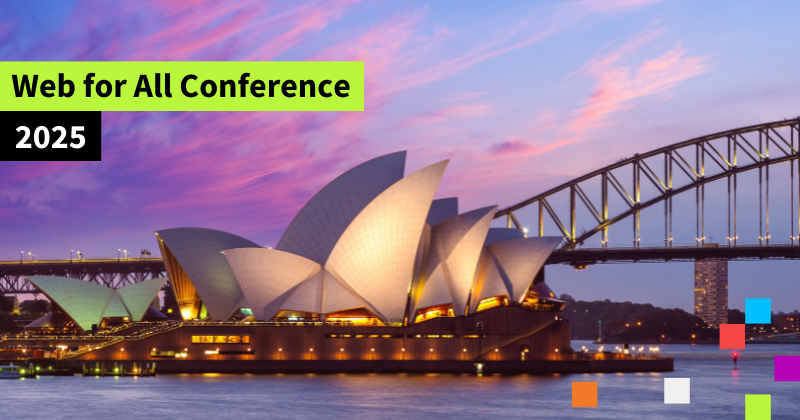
[548,243,800,266]
[3,243,800,293]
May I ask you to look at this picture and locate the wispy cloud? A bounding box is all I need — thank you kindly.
[567,38,713,136]
[486,29,713,160]
[0,0,671,257]
[403,104,495,127]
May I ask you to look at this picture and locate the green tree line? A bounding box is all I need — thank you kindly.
[560,294,729,342]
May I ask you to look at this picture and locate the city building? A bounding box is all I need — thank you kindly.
[777,314,800,332]
[693,244,728,327]
[23,151,574,364]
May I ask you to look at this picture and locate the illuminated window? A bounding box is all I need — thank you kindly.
[413,304,454,323]
[191,335,250,344]
[476,296,508,312]
[150,350,175,358]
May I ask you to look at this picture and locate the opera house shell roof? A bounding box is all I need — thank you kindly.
[151,151,566,324]
[25,276,167,331]
[27,152,565,329]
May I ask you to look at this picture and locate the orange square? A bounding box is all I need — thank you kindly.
[572,382,597,407]
[720,324,745,350]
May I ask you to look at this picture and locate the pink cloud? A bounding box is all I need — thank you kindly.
[445,31,713,204]
[485,32,712,161]
[568,40,712,136]
[0,0,675,257]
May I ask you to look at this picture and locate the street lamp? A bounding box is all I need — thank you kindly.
[71,250,73,261]
[28,252,32,261]
[118,249,121,260]
[124,250,128,258]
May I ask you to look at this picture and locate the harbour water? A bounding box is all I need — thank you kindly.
[1,341,797,419]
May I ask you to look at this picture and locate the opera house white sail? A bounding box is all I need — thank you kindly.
[25,275,167,331]
[138,151,566,325]
[411,205,497,319]
[156,227,261,320]
[324,160,449,322]
[222,248,322,321]
[276,151,406,265]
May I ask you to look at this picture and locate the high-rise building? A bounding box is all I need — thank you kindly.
[694,244,728,327]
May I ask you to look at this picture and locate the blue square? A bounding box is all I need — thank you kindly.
[745,299,771,324]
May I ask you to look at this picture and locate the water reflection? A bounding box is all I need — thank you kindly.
[0,341,796,419]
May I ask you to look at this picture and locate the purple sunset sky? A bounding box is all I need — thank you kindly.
[1,0,799,312]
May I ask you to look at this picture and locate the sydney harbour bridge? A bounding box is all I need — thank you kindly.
[2,117,799,294]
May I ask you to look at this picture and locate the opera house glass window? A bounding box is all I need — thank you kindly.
[191,335,250,344]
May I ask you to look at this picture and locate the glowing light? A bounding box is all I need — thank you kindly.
[180,308,194,320]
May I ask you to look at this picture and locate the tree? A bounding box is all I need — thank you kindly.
[559,294,576,303]
[0,294,12,314]
[728,309,745,324]
[0,313,19,334]
[22,299,49,314]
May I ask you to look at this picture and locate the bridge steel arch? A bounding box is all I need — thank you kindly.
[496,118,800,250]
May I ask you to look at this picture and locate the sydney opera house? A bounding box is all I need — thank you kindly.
[20,152,582,371]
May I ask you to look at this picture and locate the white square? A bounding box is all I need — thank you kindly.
[664,378,691,404]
